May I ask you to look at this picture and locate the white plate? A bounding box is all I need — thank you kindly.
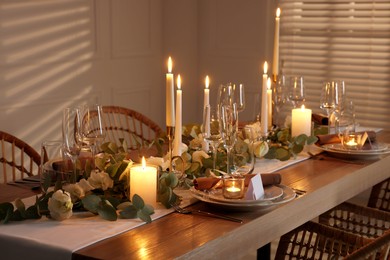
[189,185,296,211]
[324,143,388,153]
[192,185,284,205]
[321,143,390,160]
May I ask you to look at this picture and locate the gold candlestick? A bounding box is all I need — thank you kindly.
[166,126,175,171]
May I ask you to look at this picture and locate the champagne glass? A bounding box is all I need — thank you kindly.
[288,76,305,108]
[220,103,238,175]
[273,75,288,126]
[79,104,106,166]
[62,107,81,183]
[233,83,245,113]
[320,82,339,133]
[235,126,256,175]
[202,105,222,172]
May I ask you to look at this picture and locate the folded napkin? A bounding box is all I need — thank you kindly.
[316,131,376,145]
[312,113,328,126]
[193,173,282,190]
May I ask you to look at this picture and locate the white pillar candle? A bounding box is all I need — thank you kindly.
[204,75,210,109]
[130,157,158,207]
[291,105,312,137]
[166,57,175,127]
[267,77,273,129]
[261,62,268,136]
[173,75,182,156]
[272,8,281,81]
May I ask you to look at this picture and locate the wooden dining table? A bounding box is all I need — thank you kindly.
[1,131,390,260]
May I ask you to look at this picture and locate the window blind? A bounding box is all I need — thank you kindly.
[279,0,390,129]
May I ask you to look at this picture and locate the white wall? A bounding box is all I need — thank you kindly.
[0,0,275,154]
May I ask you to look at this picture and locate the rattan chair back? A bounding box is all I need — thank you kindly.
[368,178,390,212]
[0,131,41,183]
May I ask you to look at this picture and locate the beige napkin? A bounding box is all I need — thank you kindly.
[193,173,282,190]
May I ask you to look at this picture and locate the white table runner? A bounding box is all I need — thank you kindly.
[0,154,311,260]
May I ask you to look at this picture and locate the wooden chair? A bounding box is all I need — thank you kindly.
[0,131,41,183]
[275,221,372,259]
[343,230,390,260]
[94,106,164,150]
[368,177,390,212]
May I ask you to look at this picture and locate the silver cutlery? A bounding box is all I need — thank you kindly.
[170,203,243,223]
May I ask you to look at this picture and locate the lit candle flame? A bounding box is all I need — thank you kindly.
[205,75,210,89]
[301,104,306,110]
[177,74,181,90]
[267,77,271,89]
[263,61,268,74]
[276,8,281,18]
[168,57,172,73]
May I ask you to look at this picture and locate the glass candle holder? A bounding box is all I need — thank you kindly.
[341,133,362,150]
[222,175,245,199]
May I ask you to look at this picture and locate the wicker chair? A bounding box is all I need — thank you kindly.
[368,178,390,212]
[92,106,164,150]
[344,230,390,260]
[319,201,390,239]
[275,221,372,259]
[0,131,41,183]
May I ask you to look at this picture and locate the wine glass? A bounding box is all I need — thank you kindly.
[235,126,256,175]
[78,104,106,166]
[217,83,235,109]
[220,103,238,175]
[320,82,339,133]
[202,105,222,172]
[233,83,245,113]
[62,107,82,183]
[273,75,288,126]
[288,76,305,108]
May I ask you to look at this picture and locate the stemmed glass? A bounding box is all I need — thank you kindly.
[288,76,305,108]
[233,84,245,113]
[220,103,238,175]
[202,105,222,172]
[78,104,106,167]
[273,75,288,126]
[62,107,82,183]
[320,82,339,133]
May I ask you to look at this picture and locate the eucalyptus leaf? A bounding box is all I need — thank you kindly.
[97,200,117,221]
[117,201,132,210]
[81,194,102,214]
[142,204,155,215]
[132,194,145,210]
[0,202,14,221]
[275,147,290,161]
[307,136,319,145]
[137,210,152,223]
[119,205,138,219]
[292,144,304,154]
[25,205,41,219]
[295,134,307,145]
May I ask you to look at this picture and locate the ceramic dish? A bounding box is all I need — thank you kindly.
[189,184,296,211]
[321,143,390,160]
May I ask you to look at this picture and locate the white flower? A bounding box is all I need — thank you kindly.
[192,150,210,166]
[146,156,170,171]
[78,178,95,193]
[87,170,114,191]
[62,183,85,202]
[48,190,73,221]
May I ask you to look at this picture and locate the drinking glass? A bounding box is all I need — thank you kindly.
[78,104,106,166]
[233,83,245,113]
[288,76,305,108]
[235,126,256,175]
[220,103,238,175]
[217,83,234,109]
[202,105,222,172]
[62,107,82,183]
[273,75,288,126]
[320,82,339,133]
[40,141,70,193]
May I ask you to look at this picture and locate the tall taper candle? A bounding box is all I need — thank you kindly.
[173,75,182,156]
[261,62,268,136]
[204,76,210,109]
[166,57,175,127]
[272,8,281,82]
[202,76,210,152]
[267,77,273,129]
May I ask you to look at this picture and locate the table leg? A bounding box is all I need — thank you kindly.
[256,243,270,260]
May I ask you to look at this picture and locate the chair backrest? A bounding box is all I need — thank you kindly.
[368,178,390,212]
[344,230,390,260]
[0,131,41,183]
[275,221,372,259]
[94,106,164,150]
[319,201,390,239]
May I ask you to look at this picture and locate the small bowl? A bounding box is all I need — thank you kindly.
[340,133,363,150]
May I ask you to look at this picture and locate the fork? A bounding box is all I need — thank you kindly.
[170,203,243,223]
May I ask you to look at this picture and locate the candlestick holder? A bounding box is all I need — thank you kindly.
[222,175,245,199]
[166,126,175,171]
